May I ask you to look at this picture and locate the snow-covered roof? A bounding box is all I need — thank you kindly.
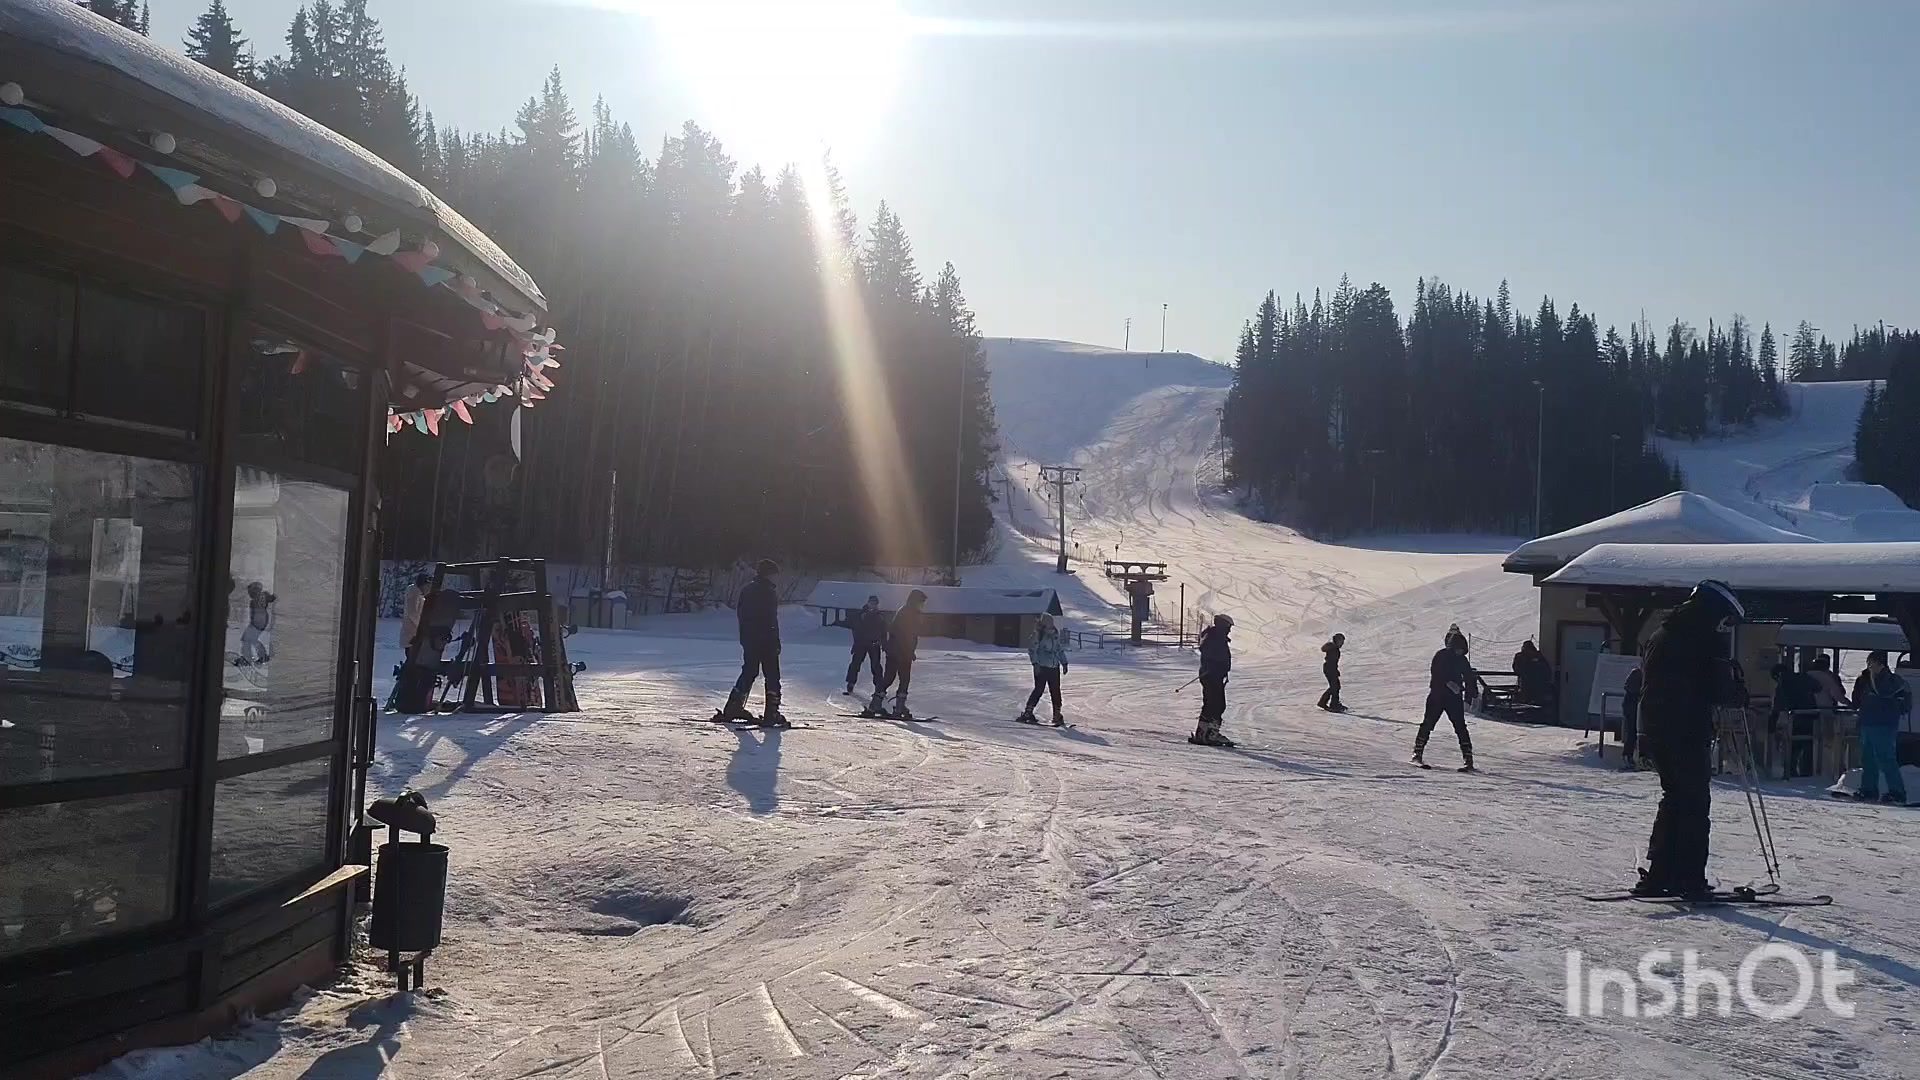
[804,582,1063,617]
[1776,622,1909,652]
[0,0,544,311]
[1544,542,1920,595]
[1503,492,1815,574]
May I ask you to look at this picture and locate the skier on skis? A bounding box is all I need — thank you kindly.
[1317,633,1345,711]
[1414,635,1476,771]
[869,589,928,718]
[1018,613,1069,726]
[1633,579,1746,898]
[716,559,786,727]
[1190,614,1234,746]
[843,594,887,696]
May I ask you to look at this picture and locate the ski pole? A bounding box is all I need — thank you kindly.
[1174,676,1199,693]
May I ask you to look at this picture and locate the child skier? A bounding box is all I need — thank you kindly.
[1414,635,1476,771]
[843,594,887,695]
[868,589,928,719]
[1189,613,1235,746]
[1018,613,1069,725]
[715,559,786,727]
[1317,633,1345,711]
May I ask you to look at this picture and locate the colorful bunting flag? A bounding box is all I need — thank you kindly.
[0,107,46,133]
[93,145,135,178]
[211,195,244,224]
[330,237,367,263]
[299,229,338,257]
[139,162,200,191]
[366,229,402,256]
[44,127,101,157]
[451,400,474,424]
[243,206,281,234]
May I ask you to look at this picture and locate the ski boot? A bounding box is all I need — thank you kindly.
[1052,712,1066,728]
[1458,760,1478,773]
[889,696,914,721]
[1411,748,1430,769]
[712,696,755,724]
[759,709,792,729]
[1016,710,1039,725]
[862,691,886,718]
[843,683,855,696]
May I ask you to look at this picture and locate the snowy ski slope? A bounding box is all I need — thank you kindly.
[93,344,1917,1080]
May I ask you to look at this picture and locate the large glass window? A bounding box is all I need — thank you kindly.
[0,439,197,783]
[219,474,349,758]
[209,758,330,904]
[0,791,180,959]
[233,336,368,476]
[0,268,205,436]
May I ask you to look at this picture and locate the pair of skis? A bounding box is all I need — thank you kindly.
[1583,887,1832,908]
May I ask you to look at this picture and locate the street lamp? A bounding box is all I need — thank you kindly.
[1609,433,1621,510]
[1533,381,1546,536]
[1161,303,1169,352]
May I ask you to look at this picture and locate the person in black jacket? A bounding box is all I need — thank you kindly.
[843,595,887,695]
[1317,634,1345,711]
[1619,663,1644,771]
[717,559,786,726]
[1634,579,1746,898]
[868,589,928,718]
[1190,614,1235,746]
[1414,637,1477,771]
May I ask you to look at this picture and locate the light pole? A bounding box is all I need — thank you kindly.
[1124,318,1131,350]
[1160,303,1169,352]
[1608,433,1620,510]
[950,347,967,585]
[1368,448,1386,532]
[1533,380,1546,536]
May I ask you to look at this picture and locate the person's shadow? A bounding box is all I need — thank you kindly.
[295,995,414,1078]
[727,727,784,814]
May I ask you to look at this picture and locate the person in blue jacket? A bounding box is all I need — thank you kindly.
[1018,613,1070,725]
[1852,650,1910,804]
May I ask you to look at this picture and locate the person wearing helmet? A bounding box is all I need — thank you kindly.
[1190,613,1235,746]
[869,589,929,719]
[1414,634,1477,771]
[717,559,786,726]
[1634,579,1747,898]
[843,594,887,696]
[1317,633,1346,711]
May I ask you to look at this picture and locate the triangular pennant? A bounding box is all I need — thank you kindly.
[210,195,244,223]
[0,107,46,134]
[43,126,102,157]
[93,146,136,178]
[412,412,430,434]
[451,399,474,424]
[365,229,402,256]
[387,414,403,433]
[289,350,309,375]
[424,408,442,435]
[330,237,367,263]
[174,184,219,206]
[244,206,281,234]
[391,250,432,274]
[280,215,331,234]
[417,266,456,287]
[299,229,339,257]
[139,162,200,191]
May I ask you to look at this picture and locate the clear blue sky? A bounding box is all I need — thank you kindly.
[149,0,1916,361]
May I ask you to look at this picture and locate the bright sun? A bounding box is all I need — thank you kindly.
[652,0,908,165]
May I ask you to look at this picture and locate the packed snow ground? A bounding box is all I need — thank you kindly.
[96,342,1919,1079]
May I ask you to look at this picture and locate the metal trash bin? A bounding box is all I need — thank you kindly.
[365,791,444,990]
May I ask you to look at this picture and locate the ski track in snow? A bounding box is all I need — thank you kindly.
[89,342,1919,1079]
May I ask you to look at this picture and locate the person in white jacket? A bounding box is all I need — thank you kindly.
[400,574,430,654]
[1018,614,1070,726]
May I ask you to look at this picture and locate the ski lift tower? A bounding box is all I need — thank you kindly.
[1105,560,1169,643]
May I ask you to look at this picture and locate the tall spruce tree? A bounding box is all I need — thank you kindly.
[184,0,252,81]
[78,0,148,33]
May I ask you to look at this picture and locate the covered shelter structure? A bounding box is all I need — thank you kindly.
[1546,542,1920,770]
[1503,492,1815,727]
[0,3,561,1074]
[806,582,1062,648]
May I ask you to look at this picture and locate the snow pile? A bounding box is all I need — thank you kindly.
[1809,482,1909,517]
[1503,491,1815,574]
[1548,541,1920,592]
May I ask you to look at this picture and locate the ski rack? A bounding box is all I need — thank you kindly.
[396,557,580,714]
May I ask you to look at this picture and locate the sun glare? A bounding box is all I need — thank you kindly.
[653,0,907,165]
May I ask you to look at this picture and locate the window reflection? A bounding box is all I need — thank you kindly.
[221,473,348,757]
[209,758,330,904]
[0,439,196,783]
[0,791,179,959]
